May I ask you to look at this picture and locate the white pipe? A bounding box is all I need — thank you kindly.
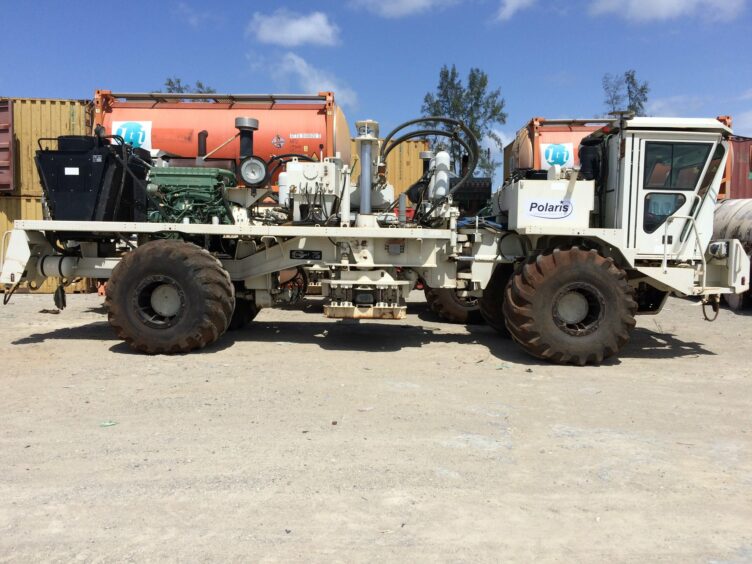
[360,141,372,214]
[278,171,290,208]
[340,167,351,227]
[431,151,451,200]
[398,193,407,223]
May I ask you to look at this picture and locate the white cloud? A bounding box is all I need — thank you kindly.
[733,110,752,137]
[496,0,536,20]
[589,0,745,22]
[647,95,706,117]
[175,2,214,28]
[272,53,358,108]
[351,0,460,18]
[248,10,339,47]
[482,128,514,185]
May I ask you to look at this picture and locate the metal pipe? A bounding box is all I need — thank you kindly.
[108,93,329,102]
[236,117,259,159]
[202,132,239,161]
[197,130,208,157]
[340,167,351,227]
[398,193,407,223]
[360,141,372,214]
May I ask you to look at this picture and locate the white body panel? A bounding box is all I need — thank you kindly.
[496,178,595,230]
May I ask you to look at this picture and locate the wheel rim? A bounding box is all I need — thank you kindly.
[133,275,185,329]
[552,282,605,336]
[449,290,479,309]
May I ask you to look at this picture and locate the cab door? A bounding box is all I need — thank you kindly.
[633,134,724,259]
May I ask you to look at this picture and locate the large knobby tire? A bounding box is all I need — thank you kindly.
[503,248,637,366]
[105,239,235,354]
[229,298,260,330]
[424,287,484,325]
[479,264,514,337]
[724,290,750,311]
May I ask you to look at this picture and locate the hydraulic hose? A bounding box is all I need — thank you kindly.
[379,116,479,197]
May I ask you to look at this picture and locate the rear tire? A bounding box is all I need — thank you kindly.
[503,247,637,365]
[479,265,513,337]
[229,298,260,330]
[424,287,483,324]
[105,239,234,354]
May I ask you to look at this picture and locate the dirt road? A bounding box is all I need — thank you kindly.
[0,293,750,562]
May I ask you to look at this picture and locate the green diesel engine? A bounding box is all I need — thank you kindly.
[147,167,237,225]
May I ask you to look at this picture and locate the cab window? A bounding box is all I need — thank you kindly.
[697,143,725,198]
[643,142,712,190]
[644,193,686,233]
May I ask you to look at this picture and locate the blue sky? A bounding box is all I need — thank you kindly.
[2,0,751,152]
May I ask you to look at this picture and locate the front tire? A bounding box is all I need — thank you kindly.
[503,247,637,365]
[724,291,750,311]
[105,240,234,354]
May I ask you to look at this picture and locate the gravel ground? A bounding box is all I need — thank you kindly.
[0,292,750,562]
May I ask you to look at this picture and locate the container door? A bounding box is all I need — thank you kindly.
[633,134,722,259]
[0,100,12,192]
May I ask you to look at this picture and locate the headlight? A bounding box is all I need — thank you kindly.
[239,156,268,187]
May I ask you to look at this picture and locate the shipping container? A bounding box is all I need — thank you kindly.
[0,194,91,293]
[0,100,12,191]
[350,139,428,198]
[503,117,609,180]
[727,136,752,199]
[0,98,92,196]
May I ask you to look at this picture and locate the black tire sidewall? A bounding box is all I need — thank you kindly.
[107,241,233,352]
[507,255,633,361]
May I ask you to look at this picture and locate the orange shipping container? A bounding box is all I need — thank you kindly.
[503,117,609,180]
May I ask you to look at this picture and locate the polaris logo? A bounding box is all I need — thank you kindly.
[526,199,573,219]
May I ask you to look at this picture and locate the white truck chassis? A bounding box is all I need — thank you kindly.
[1,114,749,365]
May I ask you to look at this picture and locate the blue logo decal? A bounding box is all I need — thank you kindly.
[544,144,570,166]
[114,122,147,148]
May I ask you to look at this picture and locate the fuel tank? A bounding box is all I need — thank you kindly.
[94,90,351,164]
[714,198,752,253]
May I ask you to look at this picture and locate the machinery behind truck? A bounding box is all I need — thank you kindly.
[1,104,749,365]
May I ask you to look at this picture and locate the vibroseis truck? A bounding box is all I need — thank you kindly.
[1,107,748,365]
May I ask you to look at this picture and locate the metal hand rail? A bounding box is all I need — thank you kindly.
[108,93,328,103]
[661,215,706,292]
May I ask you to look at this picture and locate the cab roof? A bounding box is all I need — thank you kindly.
[623,117,732,135]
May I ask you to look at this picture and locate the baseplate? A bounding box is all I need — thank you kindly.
[323,303,407,319]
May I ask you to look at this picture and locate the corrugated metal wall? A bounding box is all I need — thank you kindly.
[729,137,752,200]
[0,195,91,293]
[0,100,12,191]
[3,98,91,195]
[350,139,428,197]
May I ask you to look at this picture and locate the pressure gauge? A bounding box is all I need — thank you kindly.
[239,156,268,187]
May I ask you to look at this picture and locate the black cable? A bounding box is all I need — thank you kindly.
[378,117,480,221]
[380,116,474,159]
[3,282,20,305]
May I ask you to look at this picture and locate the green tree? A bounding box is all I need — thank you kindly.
[624,70,649,116]
[602,73,625,114]
[602,70,649,116]
[422,65,507,177]
[163,77,216,94]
